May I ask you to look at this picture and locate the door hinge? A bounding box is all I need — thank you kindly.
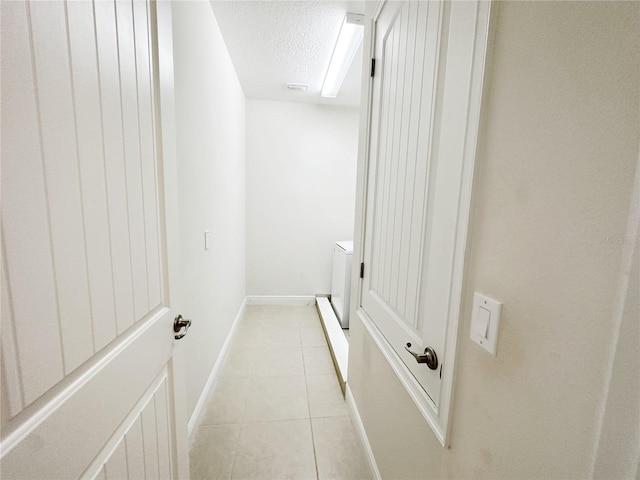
[370,58,376,78]
[360,262,365,278]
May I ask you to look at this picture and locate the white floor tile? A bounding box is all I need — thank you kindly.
[300,325,328,347]
[219,344,253,379]
[307,375,348,418]
[190,424,241,480]
[251,345,305,377]
[231,419,316,480]
[221,343,304,378]
[297,308,323,327]
[303,346,335,376]
[261,305,320,326]
[244,376,309,423]
[200,378,250,425]
[241,306,264,322]
[233,321,301,348]
[312,416,371,480]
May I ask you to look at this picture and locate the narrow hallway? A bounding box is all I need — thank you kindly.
[189,305,370,479]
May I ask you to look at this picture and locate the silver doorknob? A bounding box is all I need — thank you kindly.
[404,343,438,370]
[173,314,192,340]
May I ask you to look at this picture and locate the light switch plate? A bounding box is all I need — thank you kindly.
[204,230,211,250]
[470,292,502,356]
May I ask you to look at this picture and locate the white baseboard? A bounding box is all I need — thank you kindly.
[346,385,381,480]
[187,298,246,441]
[245,295,315,306]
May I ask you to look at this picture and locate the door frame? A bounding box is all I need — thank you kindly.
[349,0,495,446]
[152,0,190,476]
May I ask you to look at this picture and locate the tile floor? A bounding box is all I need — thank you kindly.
[189,305,371,480]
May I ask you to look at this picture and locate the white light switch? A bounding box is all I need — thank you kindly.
[473,307,491,338]
[470,293,502,356]
[204,230,211,250]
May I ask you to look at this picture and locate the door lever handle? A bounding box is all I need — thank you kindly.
[404,343,438,370]
[173,314,192,340]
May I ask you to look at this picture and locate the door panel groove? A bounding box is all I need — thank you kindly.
[64,0,98,356]
[379,16,398,300]
[391,6,413,311]
[90,0,120,352]
[402,1,429,326]
[1,238,25,417]
[125,416,146,479]
[371,22,393,295]
[131,0,152,314]
[155,380,173,479]
[141,396,160,479]
[388,7,408,309]
[68,0,119,353]
[395,2,419,319]
[25,0,69,387]
[96,0,136,337]
[130,0,153,317]
[115,0,144,328]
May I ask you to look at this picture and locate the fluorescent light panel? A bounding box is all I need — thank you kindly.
[321,13,364,98]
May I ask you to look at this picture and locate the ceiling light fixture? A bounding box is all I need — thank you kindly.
[286,83,309,92]
[321,13,364,98]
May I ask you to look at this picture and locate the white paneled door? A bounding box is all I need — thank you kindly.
[1,0,189,478]
[359,0,490,441]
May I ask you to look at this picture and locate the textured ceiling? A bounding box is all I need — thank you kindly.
[210,1,366,107]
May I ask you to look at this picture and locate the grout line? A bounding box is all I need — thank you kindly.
[310,418,320,480]
[205,416,311,428]
[304,373,320,480]
[300,310,320,480]
[227,423,242,480]
[301,332,311,420]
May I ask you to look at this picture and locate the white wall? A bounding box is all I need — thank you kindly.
[246,100,359,296]
[171,1,246,419]
[349,2,640,478]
